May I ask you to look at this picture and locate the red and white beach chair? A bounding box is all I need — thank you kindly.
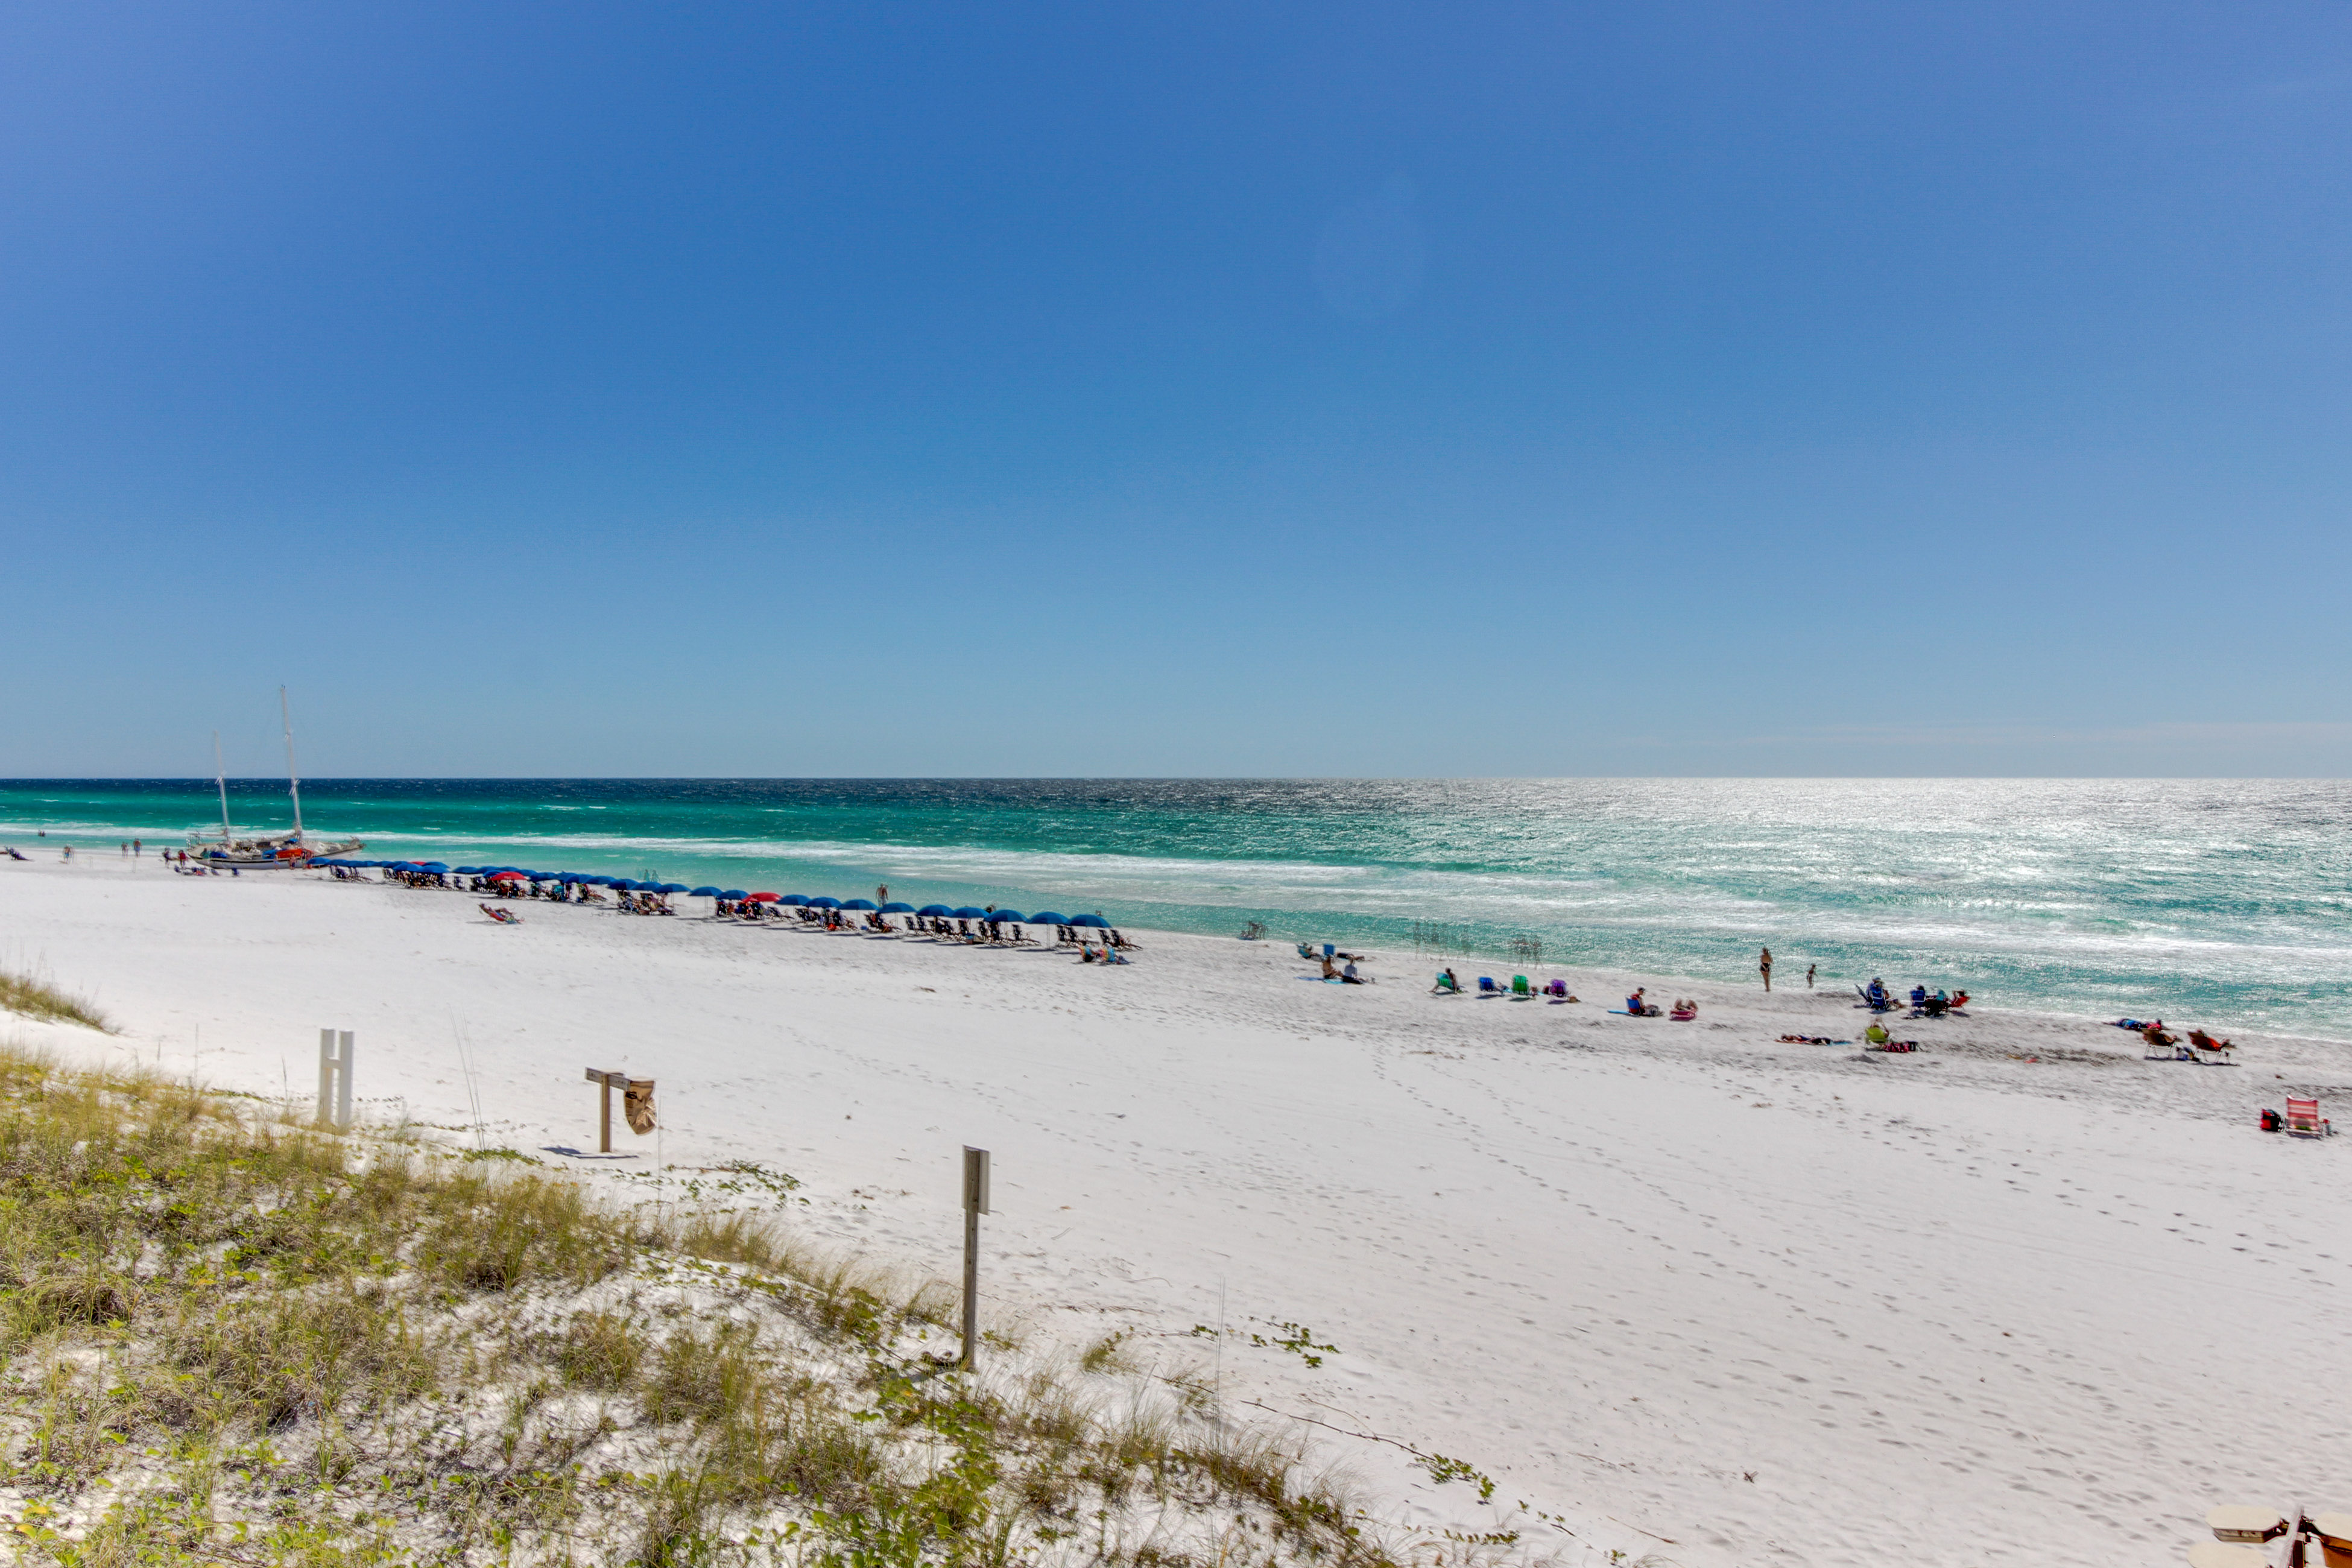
[2284,1097,2332,1139]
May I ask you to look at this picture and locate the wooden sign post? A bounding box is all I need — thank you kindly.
[584,1068,629,1153]
[960,1146,990,1369]
[317,1029,354,1130]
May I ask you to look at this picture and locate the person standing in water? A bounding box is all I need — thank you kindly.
[1759,946,1773,991]
[1806,962,1816,990]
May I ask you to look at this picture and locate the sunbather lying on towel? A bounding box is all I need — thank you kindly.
[1778,1033,1838,1044]
[1669,1001,1697,1021]
[479,903,522,925]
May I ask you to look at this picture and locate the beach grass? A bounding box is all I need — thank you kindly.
[0,970,112,1032]
[0,1046,1453,1568]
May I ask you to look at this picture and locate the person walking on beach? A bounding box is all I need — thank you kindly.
[1806,962,1815,990]
[1759,946,1773,992]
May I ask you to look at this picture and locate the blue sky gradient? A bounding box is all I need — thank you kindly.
[5,2,2350,776]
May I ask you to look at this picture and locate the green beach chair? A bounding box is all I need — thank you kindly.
[1511,975,1532,998]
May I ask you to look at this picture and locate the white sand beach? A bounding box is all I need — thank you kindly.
[4,858,2346,1567]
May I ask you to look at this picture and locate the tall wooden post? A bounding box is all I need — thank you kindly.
[960,1146,990,1370]
[584,1069,626,1153]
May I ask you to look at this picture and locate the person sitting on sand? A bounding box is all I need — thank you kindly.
[1341,960,1366,984]
[1321,954,1339,979]
[1432,969,1461,994]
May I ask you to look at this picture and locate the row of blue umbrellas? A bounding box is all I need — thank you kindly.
[308,859,1110,926]
[312,859,692,894]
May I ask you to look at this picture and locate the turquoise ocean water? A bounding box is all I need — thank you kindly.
[5,778,2348,1038]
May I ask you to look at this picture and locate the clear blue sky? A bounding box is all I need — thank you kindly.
[6,2,2349,777]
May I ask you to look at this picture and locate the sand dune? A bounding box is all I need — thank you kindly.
[5,858,2346,1567]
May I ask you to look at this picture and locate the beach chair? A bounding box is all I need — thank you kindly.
[1544,979,1570,999]
[1431,973,1462,994]
[1511,975,1532,998]
[1477,976,1505,997]
[2284,1097,2331,1138]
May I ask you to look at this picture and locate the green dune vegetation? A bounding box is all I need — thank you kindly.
[0,972,112,1034]
[0,1046,1485,1568]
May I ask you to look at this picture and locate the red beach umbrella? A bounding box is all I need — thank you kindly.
[747,891,780,902]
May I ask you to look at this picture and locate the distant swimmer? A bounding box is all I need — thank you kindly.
[1759,946,1773,992]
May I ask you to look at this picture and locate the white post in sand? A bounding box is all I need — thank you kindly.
[960,1146,990,1370]
[317,1029,354,1129]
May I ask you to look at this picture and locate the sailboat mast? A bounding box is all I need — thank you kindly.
[213,732,233,842]
[280,686,304,839]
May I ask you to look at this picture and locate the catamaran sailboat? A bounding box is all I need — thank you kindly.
[186,689,365,867]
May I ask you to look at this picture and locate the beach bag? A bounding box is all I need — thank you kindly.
[624,1078,657,1135]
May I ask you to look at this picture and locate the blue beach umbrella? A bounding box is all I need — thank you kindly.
[721,889,748,900]
[452,865,480,875]
[1027,911,1069,925]
[988,909,1026,923]
[841,899,877,911]
[1069,914,1110,929]
[879,902,915,914]
[807,897,841,909]
[658,883,689,894]
[779,894,808,906]
[916,904,953,917]
[689,886,722,897]
[952,906,988,919]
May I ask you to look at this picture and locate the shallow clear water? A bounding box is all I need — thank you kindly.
[7,778,2349,1037]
